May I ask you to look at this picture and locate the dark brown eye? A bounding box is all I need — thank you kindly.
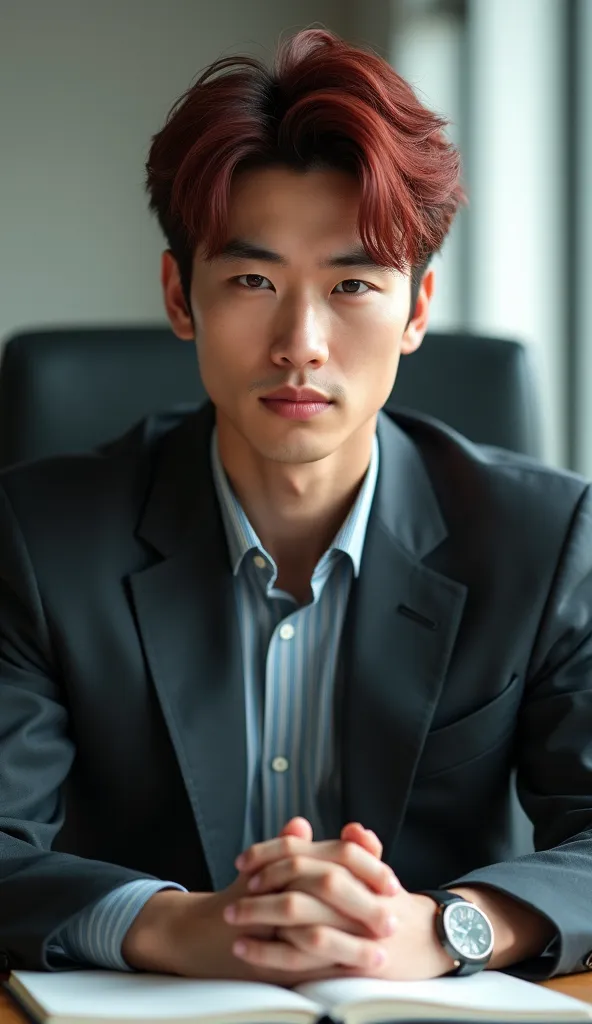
[335,279,370,295]
[236,274,272,289]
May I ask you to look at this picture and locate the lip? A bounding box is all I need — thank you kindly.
[259,387,333,421]
[261,387,332,402]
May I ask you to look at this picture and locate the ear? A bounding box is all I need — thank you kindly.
[161,250,194,340]
[400,268,435,355]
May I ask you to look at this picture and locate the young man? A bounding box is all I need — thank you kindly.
[0,27,591,984]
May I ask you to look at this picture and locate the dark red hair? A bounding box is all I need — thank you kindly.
[146,28,465,302]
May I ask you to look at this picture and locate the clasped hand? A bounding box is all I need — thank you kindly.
[122,817,453,981]
[223,818,451,981]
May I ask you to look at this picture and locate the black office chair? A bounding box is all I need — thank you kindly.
[0,326,543,469]
[0,324,539,852]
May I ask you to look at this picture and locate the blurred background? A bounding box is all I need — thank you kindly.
[0,0,590,473]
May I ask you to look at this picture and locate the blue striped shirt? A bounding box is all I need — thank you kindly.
[53,429,379,969]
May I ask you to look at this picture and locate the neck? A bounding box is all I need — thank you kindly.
[216,415,376,588]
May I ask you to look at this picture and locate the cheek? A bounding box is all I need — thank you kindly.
[194,310,267,399]
[337,316,403,389]
[194,294,243,340]
[195,295,258,355]
[336,320,403,411]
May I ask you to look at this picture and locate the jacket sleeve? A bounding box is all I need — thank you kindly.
[0,483,157,970]
[446,484,592,979]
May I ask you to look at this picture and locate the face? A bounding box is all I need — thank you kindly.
[163,165,433,466]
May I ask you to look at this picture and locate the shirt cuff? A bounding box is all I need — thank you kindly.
[47,879,188,970]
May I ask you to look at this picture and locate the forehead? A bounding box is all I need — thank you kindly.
[225,165,363,249]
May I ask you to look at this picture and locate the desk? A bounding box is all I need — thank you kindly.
[0,974,590,1023]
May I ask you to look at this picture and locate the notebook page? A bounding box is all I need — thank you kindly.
[9,971,320,1024]
[298,972,592,1021]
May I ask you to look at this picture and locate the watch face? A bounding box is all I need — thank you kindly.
[443,902,494,961]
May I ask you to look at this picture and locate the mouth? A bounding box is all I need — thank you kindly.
[259,390,334,422]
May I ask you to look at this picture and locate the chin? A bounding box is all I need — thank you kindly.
[218,405,349,465]
[254,434,337,465]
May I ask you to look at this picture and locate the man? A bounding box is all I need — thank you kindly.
[0,26,591,984]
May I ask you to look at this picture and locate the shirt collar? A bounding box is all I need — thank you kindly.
[211,429,379,579]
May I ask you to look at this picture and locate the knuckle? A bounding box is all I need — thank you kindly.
[288,855,306,875]
[280,836,297,857]
[253,867,269,889]
[363,944,380,969]
[376,906,392,932]
[282,892,301,918]
[374,900,389,922]
[340,841,358,868]
[276,938,306,969]
[234,898,252,921]
[252,945,269,965]
[306,926,327,952]
[318,870,339,899]
[276,943,298,966]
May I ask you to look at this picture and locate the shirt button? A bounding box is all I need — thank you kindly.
[253,555,266,569]
[271,756,289,773]
[279,623,295,640]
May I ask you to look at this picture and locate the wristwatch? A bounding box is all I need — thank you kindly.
[419,889,494,975]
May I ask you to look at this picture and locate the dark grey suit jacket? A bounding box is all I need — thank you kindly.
[0,402,591,976]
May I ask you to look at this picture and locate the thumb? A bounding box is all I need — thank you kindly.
[279,817,313,842]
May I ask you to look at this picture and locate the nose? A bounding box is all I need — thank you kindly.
[269,294,329,370]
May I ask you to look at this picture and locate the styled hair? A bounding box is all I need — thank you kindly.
[146,28,465,313]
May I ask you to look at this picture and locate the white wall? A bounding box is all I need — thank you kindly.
[359,0,568,466]
[389,3,466,332]
[466,0,566,466]
[0,0,343,344]
[335,0,467,332]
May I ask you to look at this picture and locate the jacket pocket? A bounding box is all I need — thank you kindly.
[416,674,522,779]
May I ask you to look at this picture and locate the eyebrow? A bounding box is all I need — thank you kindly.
[211,238,392,272]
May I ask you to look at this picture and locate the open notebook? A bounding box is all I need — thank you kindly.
[6,970,592,1024]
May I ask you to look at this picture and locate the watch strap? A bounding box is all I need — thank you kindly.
[419,888,465,907]
[418,888,493,977]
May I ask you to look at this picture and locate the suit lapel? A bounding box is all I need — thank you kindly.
[129,405,247,891]
[342,412,467,864]
[127,404,467,884]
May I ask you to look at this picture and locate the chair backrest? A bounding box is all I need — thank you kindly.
[0,327,544,469]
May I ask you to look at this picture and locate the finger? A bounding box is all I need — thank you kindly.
[287,877,396,940]
[232,935,332,973]
[244,858,396,937]
[236,836,305,874]
[279,817,313,842]
[224,891,358,932]
[237,836,398,895]
[278,925,387,972]
[341,822,383,859]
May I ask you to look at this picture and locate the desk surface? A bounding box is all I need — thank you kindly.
[0,973,591,1023]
